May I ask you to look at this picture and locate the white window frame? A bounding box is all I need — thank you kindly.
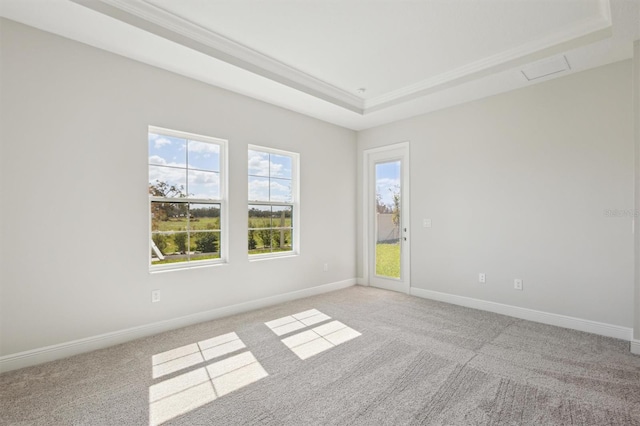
[149,126,228,272]
[248,144,300,259]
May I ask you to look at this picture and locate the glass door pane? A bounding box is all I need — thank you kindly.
[375,160,401,279]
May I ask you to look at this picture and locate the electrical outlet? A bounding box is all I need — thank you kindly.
[151,290,161,303]
[323,263,329,272]
[479,273,486,283]
[423,218,432,228]
[514,279,523,291]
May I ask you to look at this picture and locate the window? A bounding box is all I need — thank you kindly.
[149,127,227,269]
[248,146,299,256]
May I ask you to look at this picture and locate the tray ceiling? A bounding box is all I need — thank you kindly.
[1,0,638,130]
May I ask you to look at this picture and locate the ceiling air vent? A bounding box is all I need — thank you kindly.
[520,55,571,81]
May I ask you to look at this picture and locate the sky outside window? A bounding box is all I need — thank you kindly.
[375,161,400,207]
[149,133,220,199]
[248,150,292,202]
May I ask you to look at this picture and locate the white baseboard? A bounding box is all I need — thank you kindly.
[410,287,633,341]
[0,279,356,373]
[631,339,640,355]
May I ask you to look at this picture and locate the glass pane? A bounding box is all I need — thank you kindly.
[151,233,172,264]
[151,202,188,231]
[256,228,272,251]
[248,205,271,229]
[270,154,292,179]
[248,230,262,254]
[272,229,292,252]
[149,166,187,198]
[187,140,219,172]
[150,231,189,265]
[187,170,220,199]
[271,205,292,229]
[248,150,270,177]
[190,231,220,261]
[249,176,270,202]
[375,160,401,279]
[172,232,189,254]
[270,178,292,202]
[149,133,186,167]
[189,203,220,231]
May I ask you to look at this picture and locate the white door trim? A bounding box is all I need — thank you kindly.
[362,142,411,294]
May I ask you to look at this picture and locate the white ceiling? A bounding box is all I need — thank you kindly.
[1,0,639,130]
[145,0,605,99]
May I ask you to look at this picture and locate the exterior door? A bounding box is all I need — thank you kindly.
[365,143,410,293]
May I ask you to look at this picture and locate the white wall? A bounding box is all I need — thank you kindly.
[0,19,357,357]
[1,17,636,363]
[358,61,634,328]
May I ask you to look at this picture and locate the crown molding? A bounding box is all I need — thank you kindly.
[70,0,612,117]
[70,0,365,114]
[364,12,612,112]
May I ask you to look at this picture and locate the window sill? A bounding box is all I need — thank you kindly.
[149,259,227,274]
[248,252,299,262]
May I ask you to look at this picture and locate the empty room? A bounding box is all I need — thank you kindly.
[1,0,640,424]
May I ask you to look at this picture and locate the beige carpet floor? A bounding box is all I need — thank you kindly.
[1,286,639,425]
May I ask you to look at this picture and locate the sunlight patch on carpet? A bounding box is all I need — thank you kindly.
[149,332,268,425]
[266,310,361,360]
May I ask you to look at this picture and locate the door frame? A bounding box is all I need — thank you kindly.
[362,142,411,294]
